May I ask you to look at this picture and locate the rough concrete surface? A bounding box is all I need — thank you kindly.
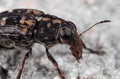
[0,0,119,79]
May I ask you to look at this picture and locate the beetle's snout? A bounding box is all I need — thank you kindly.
[69,30,83,62]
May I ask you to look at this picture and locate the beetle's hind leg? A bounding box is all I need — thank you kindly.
[45,48,65,79]
[16,48,32,79]
[82,40,105,55]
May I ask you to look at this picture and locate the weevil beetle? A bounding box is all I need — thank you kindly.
[0,9,110,79]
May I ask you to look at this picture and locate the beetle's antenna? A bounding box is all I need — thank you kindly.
[79,20,111,36]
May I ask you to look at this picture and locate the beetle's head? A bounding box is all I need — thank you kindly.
[58,20,111,62]
[58,21,83,62]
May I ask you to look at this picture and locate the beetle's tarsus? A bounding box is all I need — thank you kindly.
[95,50,106,55]
[85,48,106,55]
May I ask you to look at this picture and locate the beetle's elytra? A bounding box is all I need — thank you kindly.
[0,9,110,79]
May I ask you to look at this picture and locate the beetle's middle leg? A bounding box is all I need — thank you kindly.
[16,48,32,79]
[81,40,105,55]
[45,48,65,79]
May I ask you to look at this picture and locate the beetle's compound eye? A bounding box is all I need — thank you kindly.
[59,21,77,44]
[67,21,77,30]
[60,27,73,40]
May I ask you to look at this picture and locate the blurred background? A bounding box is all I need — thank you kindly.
[0,0,120,79]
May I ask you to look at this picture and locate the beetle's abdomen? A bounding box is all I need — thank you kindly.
[0,9,44,47]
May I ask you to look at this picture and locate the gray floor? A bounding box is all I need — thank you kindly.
[0,0,120,79]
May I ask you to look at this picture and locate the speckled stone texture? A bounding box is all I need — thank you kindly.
[0,0,119,79]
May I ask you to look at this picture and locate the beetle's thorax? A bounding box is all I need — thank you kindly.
[34,14,65,47]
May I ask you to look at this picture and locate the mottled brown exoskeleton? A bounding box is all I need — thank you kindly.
[0,9,110,79]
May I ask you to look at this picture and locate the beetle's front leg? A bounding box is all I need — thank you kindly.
[82,40,105,55]
[16,48,32,79]
[45,48,65,79]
